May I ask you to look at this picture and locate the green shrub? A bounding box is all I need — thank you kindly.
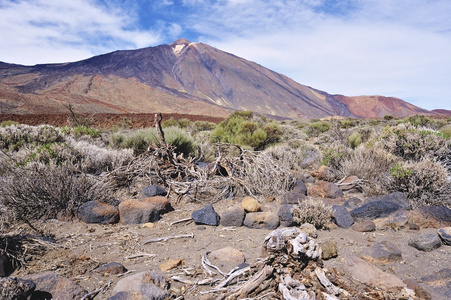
[210,111,281,150]
[62,126,101,138]
[439,125,451,138]
[193,120,217,132]
[403,115,432,127]
[111,128,157,154]
[163,126,195,157]
[340,119,357,129]
[307,121,330,136]
[112,126,195,157]
[384,115,394,120]
[162,118,179,128]
[348,131,362,149]
[0,120,18,127]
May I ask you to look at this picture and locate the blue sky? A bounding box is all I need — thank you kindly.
[1,0,450,110]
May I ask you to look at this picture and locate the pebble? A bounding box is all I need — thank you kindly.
[351,220,376,232]
[241,196,261,212]
[243,212,280,229]
[220,206,245,227]
[192,204,220,226]
[331,205,354,229]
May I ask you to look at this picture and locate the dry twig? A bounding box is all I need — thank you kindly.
[143,233,194,245]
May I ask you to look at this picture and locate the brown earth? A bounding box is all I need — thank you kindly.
[11,192,451,299]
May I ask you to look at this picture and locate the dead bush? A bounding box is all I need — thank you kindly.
[292,198,331,229]
[378,123,447,161]
[341,145,400,195]
[264,142,321,171]
[0,162,113,222]
[388,157,450,208]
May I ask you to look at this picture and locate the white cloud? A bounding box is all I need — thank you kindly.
[0,0,162,64]
[187,0,451,110]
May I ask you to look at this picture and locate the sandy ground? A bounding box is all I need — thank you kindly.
[10,195,450,300]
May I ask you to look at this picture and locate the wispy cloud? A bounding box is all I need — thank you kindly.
[0,0,450,110]
[180,0,451,110]
[0,0,162,64]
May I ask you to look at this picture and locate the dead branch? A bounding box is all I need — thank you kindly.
[143,233,194,245]
[125,253,157,259]
[201,251,224,276]
[170,217,193,226]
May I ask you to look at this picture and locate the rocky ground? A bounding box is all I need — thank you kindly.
[2,177,451,300]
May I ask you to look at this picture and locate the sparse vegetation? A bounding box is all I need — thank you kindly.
[292,198,332,229]
[210,110,282,150]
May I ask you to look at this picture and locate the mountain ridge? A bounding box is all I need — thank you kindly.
[0,39,437,119]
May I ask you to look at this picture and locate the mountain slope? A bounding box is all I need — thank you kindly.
[0,39,432,119]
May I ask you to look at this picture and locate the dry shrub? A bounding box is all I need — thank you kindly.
[388,157,450,208]
[341,145,400,195]
[292,198,331,229]
[379,123,447,160]
[0,162,113,222]
[159,145,295,201]
[264,142,321,171]
[67,138,134,174]
[320,142,352,180]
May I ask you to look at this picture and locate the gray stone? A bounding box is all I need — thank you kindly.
[374,209,409,230]
[343,197,363,210]
[292,179,307,195]
[438,227,451,245]
[220,206,245,227]
[94,262,127,275]
[331,205,354,228]
[78,200,119,224]
[141,185,167,198]
[350,200,402,220]
[351,220,376,232]
[244,212,279,229]
[192,204,220,226]
[26,272,86,300]
[409,206,451,228]
[409,233,442,252]
[278,204,295,227]
[360,241,402,264]
[320,241,338,260]
[119,197,173,224]
[110,271,168,300]
[0,277,35,300]
[366,192,410,210]
[282,191,305,205]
